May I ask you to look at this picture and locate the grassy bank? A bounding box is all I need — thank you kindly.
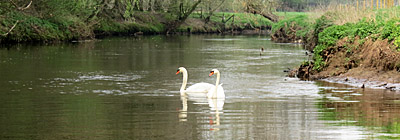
[272,7,400,77]
[0,5,274,43]
[312,16,400,71]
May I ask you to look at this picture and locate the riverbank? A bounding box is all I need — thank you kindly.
[311,38,400,91]
[280,7,400,90]
[0,8,273,43]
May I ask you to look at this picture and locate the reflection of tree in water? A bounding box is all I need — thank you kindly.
[318,86,400,135]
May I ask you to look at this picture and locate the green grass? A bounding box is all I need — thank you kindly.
[305,6,400,71]
[191,12,273,29]
[271,14,310,34]
[275,12,309,19]
[271,8,400,71]
[1,11,69,42]
[2,9,275,42]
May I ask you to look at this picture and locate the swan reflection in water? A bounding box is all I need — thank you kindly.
[176,67,225,130]
[179,95,225,131]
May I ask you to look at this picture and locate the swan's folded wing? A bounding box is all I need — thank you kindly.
[186,82,214,93]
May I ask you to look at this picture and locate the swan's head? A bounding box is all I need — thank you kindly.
[176,67,187,75]
[209,69,220,76]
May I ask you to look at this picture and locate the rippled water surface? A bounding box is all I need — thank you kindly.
[1,35,400,139]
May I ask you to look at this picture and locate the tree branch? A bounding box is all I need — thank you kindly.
[2,20,19,36]
[9,0,32,11]
[205,0,225,23]
[166,0,202,34]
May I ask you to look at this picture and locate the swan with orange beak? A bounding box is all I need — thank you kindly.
[207,69,225,99]
[176,67,214,95]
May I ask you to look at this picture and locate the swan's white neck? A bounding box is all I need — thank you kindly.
[180,69,188,94]
[213,72,220,98]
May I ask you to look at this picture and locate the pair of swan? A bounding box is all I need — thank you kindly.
[176,67,225,99]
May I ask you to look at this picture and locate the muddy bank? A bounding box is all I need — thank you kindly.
[322,76,400,91]
[291,37,400,90]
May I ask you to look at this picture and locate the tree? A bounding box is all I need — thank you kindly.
[239,0,279,22]
[165,0,203,34]
[202,0,226,23]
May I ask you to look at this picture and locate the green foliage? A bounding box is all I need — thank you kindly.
[271,14,309,33]
[311,16,400,71]
[1,11,67,42]
[122,0,137,20]
[228,12,273,27]
[0,0,100,42]
[395,37,400,51]
[350,19,377,39]
[301,60,310,66]
[312,24,351,71]
[275,12,308,19]
[312,15,333,36]
[380,19,400,41]
[0,0,280,42]
[96,20,126,33]
[312,49,325,71]
[190,12,273,29]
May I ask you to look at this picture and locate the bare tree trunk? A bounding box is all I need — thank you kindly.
[180,0,202,21]
[166,0,202,34]
[246,4,279,22]
[149,0,153,12]
[205,0,225,23]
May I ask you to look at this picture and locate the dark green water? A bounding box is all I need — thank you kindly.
[1,35,400,139]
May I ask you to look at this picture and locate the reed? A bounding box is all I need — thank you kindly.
[307,1,400,25]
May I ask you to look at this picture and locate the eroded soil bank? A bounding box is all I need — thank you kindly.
[291,37,400,90]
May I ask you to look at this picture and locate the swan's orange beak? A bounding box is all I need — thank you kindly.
[176,70,180,75]
[209,71,214,76]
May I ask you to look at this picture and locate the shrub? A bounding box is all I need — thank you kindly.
[271,14,309,34]
[395,37,400,51]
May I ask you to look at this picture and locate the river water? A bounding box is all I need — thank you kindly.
[1,35,400,139]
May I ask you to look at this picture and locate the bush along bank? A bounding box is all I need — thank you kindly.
[270,14,310,43]
[270,13,334,49]
[285,10,400,89]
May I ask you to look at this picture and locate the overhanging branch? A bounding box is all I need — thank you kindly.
[9,0,32,11]
[2,20,19,36]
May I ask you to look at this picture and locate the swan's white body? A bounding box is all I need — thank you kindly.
[207,69,225,99]
[177,67,214,95]
[208,98,225,111]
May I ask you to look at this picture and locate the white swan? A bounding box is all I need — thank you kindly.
[207,69,225,99]
[176,67,214,95]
